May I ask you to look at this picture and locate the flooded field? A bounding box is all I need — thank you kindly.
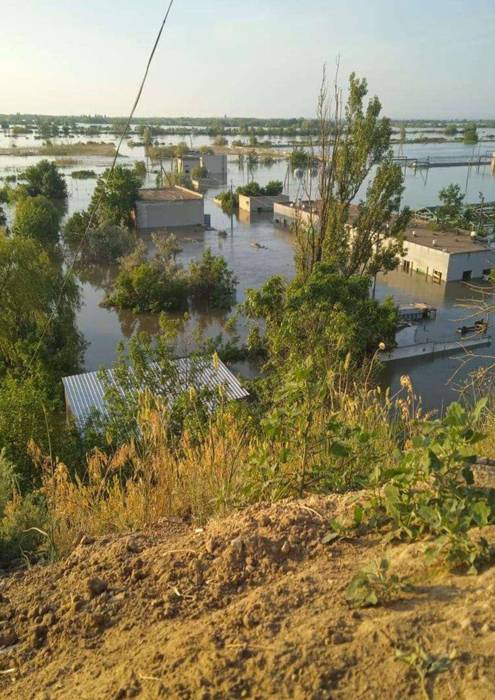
[2,129,495,410]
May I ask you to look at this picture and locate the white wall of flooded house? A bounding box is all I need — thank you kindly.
[136,199,204,228]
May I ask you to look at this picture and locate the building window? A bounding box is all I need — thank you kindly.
[462,270,472,282]
[483,268,491,277]
[402,260,411,273]
[432,270,442,284]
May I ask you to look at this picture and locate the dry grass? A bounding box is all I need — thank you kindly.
[35,372,428,557]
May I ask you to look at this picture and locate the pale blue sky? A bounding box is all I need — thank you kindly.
[1,0,493,119]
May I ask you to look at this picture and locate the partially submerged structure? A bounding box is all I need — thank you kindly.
[176,152,227,177]
[135,187,204,229]
[62,357,249,431]
[273,199,495,283]
[239,193,289,214]
[398,223,495,283]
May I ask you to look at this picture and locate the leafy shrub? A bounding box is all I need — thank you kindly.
[20,159,67,199]
[188,248,237,309]
[12,195,60,247]
[71,170,97,179]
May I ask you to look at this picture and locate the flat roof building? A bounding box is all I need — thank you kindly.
[135,186,204,229]
[239,193,289,214]
[274,200,495,283]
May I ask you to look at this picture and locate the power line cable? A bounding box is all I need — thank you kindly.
[23,0,175,377]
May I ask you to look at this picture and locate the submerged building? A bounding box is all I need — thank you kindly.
[273,200,495,283]
[135,186,204,229]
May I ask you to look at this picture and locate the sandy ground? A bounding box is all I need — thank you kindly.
[0,494,494,699]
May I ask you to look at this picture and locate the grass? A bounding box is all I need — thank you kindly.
[0,142,116,157]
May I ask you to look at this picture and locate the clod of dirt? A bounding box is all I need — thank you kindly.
[86,577,108,599]
[0,621,17,648]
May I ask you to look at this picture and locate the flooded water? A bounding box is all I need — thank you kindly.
[2,129,495,410]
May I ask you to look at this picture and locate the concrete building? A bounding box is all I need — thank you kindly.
[273,200,319,228]
[274,200,495,283]
[135,187,204,229]
[398,223,495,283]
[239,193,289,214]
[176,152,227,177]
[200,153,227,176]
[176,154,201,176]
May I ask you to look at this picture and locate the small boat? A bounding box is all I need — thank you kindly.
[457,320,488,336]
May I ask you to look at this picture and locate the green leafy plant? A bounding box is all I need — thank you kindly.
[396,641,451,700]
[345,558,405,607]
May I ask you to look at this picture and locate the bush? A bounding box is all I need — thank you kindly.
[12,195,60,247]
[108,262,189,312]
[21,159,67,199]
[188,248,237,309]
[64,215,135,263]
[71,170,97,179]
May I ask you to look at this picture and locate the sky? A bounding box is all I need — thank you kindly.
[1,0,494,120]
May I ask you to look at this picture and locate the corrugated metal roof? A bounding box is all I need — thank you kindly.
[62,357,249,431]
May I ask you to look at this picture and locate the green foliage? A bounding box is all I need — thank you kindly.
[20,160,67,199]
[188,248,237,309]
[436,184,467,228]
[191,164,208,179]
[244,264,398,369]
[463,122,478,144]
[107,241,236,313]
[213,135,228,147]
[217,181,284,212]
[367,400,494,573]
[345,558,405,607]
[290,149,310,169]
[12,195,60,247]
[396,641,451,700]
[71,170,97,179]
[444,124,458,136]
[64,213,135,264]
[297,72,409,279]
[88,165,142,229]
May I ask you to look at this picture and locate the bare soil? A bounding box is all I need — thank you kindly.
[0,494,494,699]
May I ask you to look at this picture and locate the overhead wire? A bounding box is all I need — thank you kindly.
[23,0,176,378]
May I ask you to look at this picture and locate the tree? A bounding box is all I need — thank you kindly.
[244,264,397,371]
[436,184,466,228]
[0,232,83,379]
[213,135,228,147]
[143,126,152,148]
[444,124,458,136]
[21,160,67,200]
[12,195,60,247]
[188,249,237,309]
[86,165,142,229]
[463,123,478,144]
[296,71,410,279]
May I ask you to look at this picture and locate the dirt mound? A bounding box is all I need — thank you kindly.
[0,494,494,699]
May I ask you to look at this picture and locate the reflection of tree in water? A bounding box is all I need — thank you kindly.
[114,308,163,340]
[73,261,117,294]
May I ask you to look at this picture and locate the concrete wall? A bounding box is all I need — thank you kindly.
[136,198,204,228]
[401,239,495,282]
[239,194,289,213]
[273,202,316,227]
[201,153,227,175]
[176,155,200,175]
[447,249,495,281]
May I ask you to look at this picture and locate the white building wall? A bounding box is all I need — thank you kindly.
[136,199,204,228]
[402,240,495,282]
[447,250,495,281]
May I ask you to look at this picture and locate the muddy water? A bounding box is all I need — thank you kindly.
[1,131,495,410]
